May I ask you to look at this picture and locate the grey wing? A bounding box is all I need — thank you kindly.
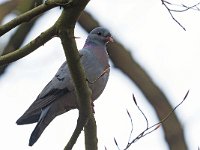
[16,61,74,125]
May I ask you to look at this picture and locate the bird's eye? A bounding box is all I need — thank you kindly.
[97,32,102,36]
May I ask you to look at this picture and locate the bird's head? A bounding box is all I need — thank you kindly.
[86,27,113,45]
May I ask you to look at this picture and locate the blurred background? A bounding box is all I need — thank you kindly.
[0,0,200,149]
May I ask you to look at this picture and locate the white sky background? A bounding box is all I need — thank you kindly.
[0,0,200,149]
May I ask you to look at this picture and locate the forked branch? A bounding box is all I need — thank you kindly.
[114,90,189,150]
[161,0,200,30]
[0,0,72,36]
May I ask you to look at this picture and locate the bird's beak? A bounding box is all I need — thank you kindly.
[106,36,114,42]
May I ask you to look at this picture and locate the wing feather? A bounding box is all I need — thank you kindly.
[17,62,74,124]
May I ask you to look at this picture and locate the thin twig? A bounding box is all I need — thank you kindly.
[162,0,186,30]
[133,94,149,129]
[164,1,200,12]
[159,90,189,123]
[114,138,121,150]
[161,0,200,30]
[123,90,189,150]
[126,109,133,144]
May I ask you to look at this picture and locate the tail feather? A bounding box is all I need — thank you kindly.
[16,113,40,125]
[29,123,44,146]
[29,105,56,146]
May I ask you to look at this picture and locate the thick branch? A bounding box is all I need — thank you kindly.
[78,11,188,150]
[59,24,92,150]
[55,1,97,149]
[64,113,88,150]
[0,26,56,66]
[84,115,98,150]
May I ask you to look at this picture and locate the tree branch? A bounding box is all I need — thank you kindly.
[0,0,72,36]
[0,26,56,66]
[84,115,98,150]
[54,1,97,149]
[161,0,186,31]
[0,0,44,75]
[121,90,189,150]
[64,112,89,150]
[161,0,200,31]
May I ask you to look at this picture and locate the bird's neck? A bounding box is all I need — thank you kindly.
[83,42,109,68]
[84,38,105,47]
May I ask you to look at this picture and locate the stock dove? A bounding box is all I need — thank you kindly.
[16,27,113,146]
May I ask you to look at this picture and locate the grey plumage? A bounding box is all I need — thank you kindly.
[16,27,113,146]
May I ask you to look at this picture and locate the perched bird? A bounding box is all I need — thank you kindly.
[16,27,113,146]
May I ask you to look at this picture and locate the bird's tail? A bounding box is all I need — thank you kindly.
[29,105,56,146]
[16,113,40,125]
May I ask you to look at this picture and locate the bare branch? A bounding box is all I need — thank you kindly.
[126,109,133,144]
[0,0,73,36]
[0,26,56,66]
[132,93,137,105]
[161,0,200,30]
[162,0,186,30]
[64,113,89,150]
[164,1,200,12]
[54,1,96,149]
[123,90,189,150]
[133,94,149,129]
[0,0,44,75]
[114,138,121,150]
[158,90,189,124]
[161,0,200,31]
